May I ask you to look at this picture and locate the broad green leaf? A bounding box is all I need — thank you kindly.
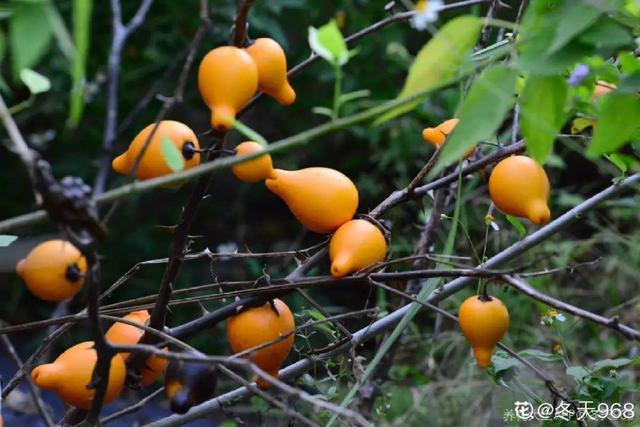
[520,75,568,163]
[506,215,526,238]
[0,235,17,247]
[547,1,603,53]
[566,366,590,381]
[10,1,53,78]
[519,349,563,362]
[375,16,482,124]
[619,52,640,74]
[592,358,635,372]
[19,68,50,94]
[69,0,92,127]
[605,153,628,173]
[579,18,633,49]
[431,65,518,176]
[308,20,348,66]
[587,92,640,157]
[519,38,593,75]
[160,135,185,172]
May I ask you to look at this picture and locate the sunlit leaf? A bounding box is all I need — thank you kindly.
[19,68,50,94]
[308,20,348,66]
[10,1,52,78]
[587,92,640,157]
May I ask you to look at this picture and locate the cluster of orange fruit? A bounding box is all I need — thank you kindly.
[16,33,556,412]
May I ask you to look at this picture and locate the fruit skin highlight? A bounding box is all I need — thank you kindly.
[488,155,551,225]
[112,120,200,180]
[227,299,295,389]
[104,310,167,386]
[164,358,218,414]
[31,341,126,409]
[245,38,296,105]
[265,167,359,233]
[422,118,476,159]
[16,239,87,302]
[329,219,387,278]
[231,141,276,183]
[458,295,510,368]
[198,46,258,130]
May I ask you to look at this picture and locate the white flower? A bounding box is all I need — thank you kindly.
[411,0,444,31]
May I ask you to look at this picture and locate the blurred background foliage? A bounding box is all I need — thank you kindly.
[0,0,638,425]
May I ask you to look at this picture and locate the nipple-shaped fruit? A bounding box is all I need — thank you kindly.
[422,118,476,159]
[31,341,126,409]
[231,141,275,183]
[245,38,296,105]
[16,239,87,302]
[105,310,167,386]
[198,46,258,130]
[265,168,359,233]
[329,219,387,278]
[227,299,295,389]
[164,356,218,414]
[488,155,551,225]
[458,295,510,368]
[112,120,200,180]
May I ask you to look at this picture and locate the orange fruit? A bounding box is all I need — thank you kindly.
[422,118,476,159]
[198,46,258,130]
[231,141,275,183]
[245,38,296,105]
[31,341,126,409]
[458,295,510,368]
[105,310,167,386]
[266,168,358,233]
[112,120,200,180]
[16,240,87,302]
[329,219,387,278]
[227,299,295,389]
[488,155,551,225]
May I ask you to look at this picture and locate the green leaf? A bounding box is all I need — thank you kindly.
[587,92,640,157]
[506,215,526,238]
[519,349,563,362]
[45,1,74,61]
[566,366,590,381]
[19,68,50,94]
[10,1,53,78]
[375,16,482,124]
[520,75,568,163]
[431,65,518,175]
[0,30,5,63]
[618,52,640,74]
[547,1,603,53]
[592,358,634,372]
[605,153,628,173]
[308,20,348,66]
[579,18,633,49]
[160,135,185,172]
[69,0,92,127]
[0,235,17,247]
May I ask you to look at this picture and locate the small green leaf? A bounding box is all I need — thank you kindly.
[375,16,483,124]
[520,75,568,164]
[19,68,50,94]
[308,20,348,66]
[592,358,634,372]
[587,92,640,157]
[566,365,590,381]
[506,215,526,238]
[160,135,185,172]
[0,235,18,247]
[605,153,628,173]
[431,64,518,176]
[311,106,334,118]
[618,52,640,74]
[10,1,53,78]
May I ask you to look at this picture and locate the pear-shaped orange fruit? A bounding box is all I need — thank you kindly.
[105,310,168,386]
[245,38,296,105]
[112,120,200,180]
[231,141,275,183]
[227,299,295,389]
[266,168,358,233]
[31,341,126,409]
[488,155,551,225]
[458,295,509,368]
[329,219,387,278]
[422,118,476,159]
[16,239,87,302]
[198,46,258,130]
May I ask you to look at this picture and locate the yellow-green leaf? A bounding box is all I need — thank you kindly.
[374,16,482,125]
[587,92,640,157]
[161,135,185,172]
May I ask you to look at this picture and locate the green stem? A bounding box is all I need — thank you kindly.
[332,64,343,120]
